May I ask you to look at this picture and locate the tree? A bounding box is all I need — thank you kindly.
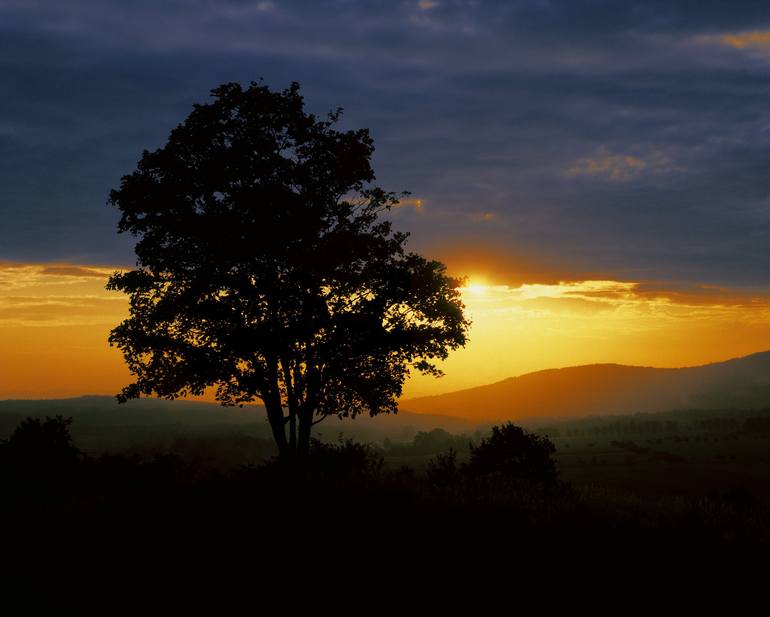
[0,416,82,491]
[464,423,557,485]
[107,81,470,460]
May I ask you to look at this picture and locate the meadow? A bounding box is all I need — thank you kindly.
[2,399,769,554]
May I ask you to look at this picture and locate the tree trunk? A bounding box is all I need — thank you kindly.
[281,355,297,453]
[289,410,297,452]
[265,400,289,458]
[265,355,290,459]
[297,410,313,459]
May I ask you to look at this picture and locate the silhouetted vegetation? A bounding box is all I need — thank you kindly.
[464,422,557,486]
[3,413,769,555]
[383,427,474,457]
[107,80,469,461]
[610,440,650,455]
[0,415,82,496]
[425,448,460,488]
[305,437,384,479]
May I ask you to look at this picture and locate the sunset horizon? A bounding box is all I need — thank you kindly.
[4,258,770,402]
[4,1,770,555]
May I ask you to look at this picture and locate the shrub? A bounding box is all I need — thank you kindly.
[307,438,384,479]
[0,416,81,468]
[464,422,557,485]
[0,415,82,494]
[425,448,460,488]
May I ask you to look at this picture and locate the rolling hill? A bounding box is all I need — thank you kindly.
[4,351,770,447]
[401,351,770,421]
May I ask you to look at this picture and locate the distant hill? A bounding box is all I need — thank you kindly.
[0,395,478,451]
[5,351,770,446]
[401,351,770,421]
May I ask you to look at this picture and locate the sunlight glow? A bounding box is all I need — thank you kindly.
[461,276,491,297]
[463,283,488,296]
[409,278,770,397]
[4,263,770,403]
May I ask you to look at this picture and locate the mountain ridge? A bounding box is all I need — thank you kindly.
[4,352,770,426]
[401,351,770,420]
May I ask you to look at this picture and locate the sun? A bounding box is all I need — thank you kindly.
[462,277,490,296]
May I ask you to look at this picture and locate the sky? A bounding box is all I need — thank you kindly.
[3,1,770,399]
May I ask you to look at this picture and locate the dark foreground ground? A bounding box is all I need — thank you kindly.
[2,418,769,565]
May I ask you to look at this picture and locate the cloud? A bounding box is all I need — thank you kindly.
[38,265,109,278]
[0,263,118,290]
[460,278,770,324]
[3,0,770,289]
[716,30,770,50]
[565,154,647,181]
[468,211,496,222]
[0,295,126,324]
[394,197,424,212]
[0,263,126,326]
[521,295,616,315]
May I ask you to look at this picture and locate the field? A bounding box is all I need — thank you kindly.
[2,398,770,555]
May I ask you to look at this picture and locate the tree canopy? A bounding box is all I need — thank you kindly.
[107,81,470,458]
[465,423,557,485]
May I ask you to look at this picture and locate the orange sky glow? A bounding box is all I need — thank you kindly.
[2,261,770,401]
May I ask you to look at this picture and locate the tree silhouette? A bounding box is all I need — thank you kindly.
[0,416,82,492]
[465,423,557,485]
[1,415,81,464]
[108,81,470,460]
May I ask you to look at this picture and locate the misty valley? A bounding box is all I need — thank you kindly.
[3,391,770,554]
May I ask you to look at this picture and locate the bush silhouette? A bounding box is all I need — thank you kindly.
[0,416,82,492]
[425,448,460,488]
[1,416,81,466]
[307,438,383,479]
[464,423,557,485]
